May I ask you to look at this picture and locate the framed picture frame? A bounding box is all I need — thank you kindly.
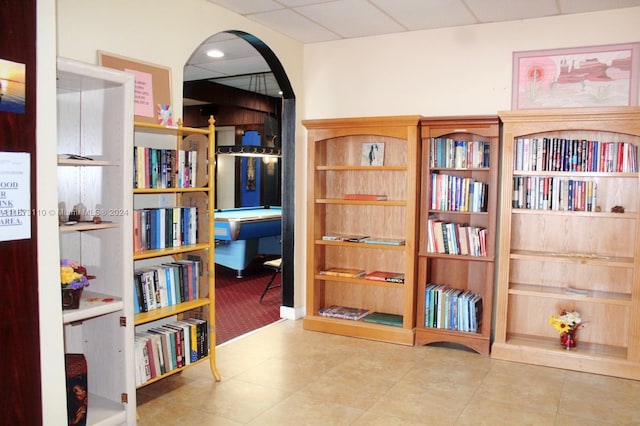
[98,51,172,124]
[361,142,385,166]
[512,43,640,110]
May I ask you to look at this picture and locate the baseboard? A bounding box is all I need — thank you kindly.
[280,305,305,320]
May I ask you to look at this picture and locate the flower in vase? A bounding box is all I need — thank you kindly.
[549,310,582,334]
[60,259,91,290]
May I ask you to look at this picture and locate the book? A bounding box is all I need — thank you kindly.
[360,142,385,166]
[362,237,405,246]
[343,194,388,201]
[322,234,369,242]
[319,305,370,320]
[362,312,403,327]
[364,270,405,284]
[319,267,366,278]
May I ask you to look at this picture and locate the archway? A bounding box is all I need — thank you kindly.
[183,30,295,309]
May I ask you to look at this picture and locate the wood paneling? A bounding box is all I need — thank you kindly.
[0,0,42,424]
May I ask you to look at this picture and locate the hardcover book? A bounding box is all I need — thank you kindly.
[319,267,366,278]
[362,237,405,246]
[343,193,388,201]
[322,234,368,242]
[362,312,403,327]
[319,305,370,320]
[360,142,385,166]
[364,271,405,284]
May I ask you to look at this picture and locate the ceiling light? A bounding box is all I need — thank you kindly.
[206,49,224,58]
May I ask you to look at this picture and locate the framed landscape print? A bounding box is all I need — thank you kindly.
[512,43,640,109]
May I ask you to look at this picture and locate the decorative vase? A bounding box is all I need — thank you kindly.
[62,287,83,310]
[560,329,577,350]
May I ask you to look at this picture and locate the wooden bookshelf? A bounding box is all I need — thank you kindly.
[415,116,499,355]
[492,107,640,379]
[303,116,421,345]
[133,118,221,388]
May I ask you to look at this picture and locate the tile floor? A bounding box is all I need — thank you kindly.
[136,319,640,425]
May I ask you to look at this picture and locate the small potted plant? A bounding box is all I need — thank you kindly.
[60,259,92,310]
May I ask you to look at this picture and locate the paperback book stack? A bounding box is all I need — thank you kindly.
[319,305,370,321]
[423,284,483,332]
[134,146,198,189]
[133,258,200,313]
[133,206,197,253]
[134,317,208,386]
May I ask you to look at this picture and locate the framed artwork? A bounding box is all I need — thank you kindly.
[512,43,640,109]
[361,142,385,166]
[98,51,172,124]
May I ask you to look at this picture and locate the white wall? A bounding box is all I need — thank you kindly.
[303,8,640,118]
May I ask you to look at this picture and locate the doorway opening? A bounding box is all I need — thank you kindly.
[183,30,295,343]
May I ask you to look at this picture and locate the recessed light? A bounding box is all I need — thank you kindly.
[206,49,224,58]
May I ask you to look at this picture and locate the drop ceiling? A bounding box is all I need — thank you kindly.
[184,0,640,99]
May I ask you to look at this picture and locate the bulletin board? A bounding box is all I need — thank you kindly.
[98,50,172,124]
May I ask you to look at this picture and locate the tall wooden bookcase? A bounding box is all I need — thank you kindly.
[132,118,221,387]
[415,116,499,355]
[57,57,136,425]
[493,107,640,380]
[303,116,421,345]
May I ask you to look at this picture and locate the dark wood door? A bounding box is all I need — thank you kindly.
[0,0,42,424]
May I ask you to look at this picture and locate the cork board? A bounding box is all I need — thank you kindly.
[98,51,172,124]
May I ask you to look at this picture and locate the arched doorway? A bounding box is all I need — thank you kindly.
[183,31,295,311]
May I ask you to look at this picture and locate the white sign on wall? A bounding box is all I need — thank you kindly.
[0,151,30,241]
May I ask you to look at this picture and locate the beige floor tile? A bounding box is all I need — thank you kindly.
[135,319,640,425]
[457,394,556,425]
[559,371,640,424]
[246,393,365,425]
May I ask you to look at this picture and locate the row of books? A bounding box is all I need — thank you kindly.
[321,234,406,245]
[319,268,405,283]
[424,284,483,332]
[514,137,638,173]
[431,173,488,212]
[133,259,200,313]
[512,176,598,211]
[134,317,208,386]
[133,207,198,253]
[134,146,199,189]
[427,218,487,257]
[429,138,491,169]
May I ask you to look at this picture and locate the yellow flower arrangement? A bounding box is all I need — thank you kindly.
[60,259,91,290]
[549,310,582,334]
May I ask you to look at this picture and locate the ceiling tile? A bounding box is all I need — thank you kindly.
[276,0,334,6]
[559,0,640,14]
[184,65,226,81]
[187,37,262,66]
[249,9,341,43]
[465,0,558,23]
[206,0,283,14]
[295,0,405,38]
[371,0,478,30]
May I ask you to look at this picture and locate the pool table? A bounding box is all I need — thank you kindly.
[214,206,282,277]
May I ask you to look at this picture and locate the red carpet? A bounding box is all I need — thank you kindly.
[214,260,282,345]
